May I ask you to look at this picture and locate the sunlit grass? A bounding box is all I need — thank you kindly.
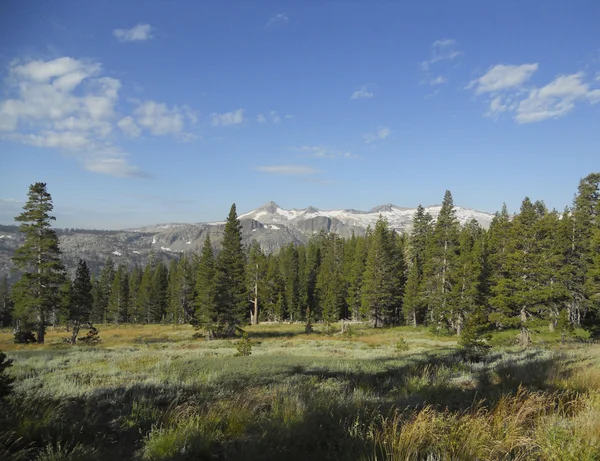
[1,323,599,460]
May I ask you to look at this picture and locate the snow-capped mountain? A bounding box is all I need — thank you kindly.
[239,201,494,233]
[0,202,494,279]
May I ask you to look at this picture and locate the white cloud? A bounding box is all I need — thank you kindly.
[299,146,360,159]
[351,87,374,99]
[113,24,153,42]
[430,76,447,85]
[468,64,600,123]
[256,114,266,123]
[515,73,598,123]
[270,110,281,124]
[421,38,461,71]
[267,13,288,27]
[211,109,244,127]
[257,165,318,175]
[468,63,539,94]
[134,101,184,135]
[0,56,196,177]
[363,127,391,143]
[118,116,141,137]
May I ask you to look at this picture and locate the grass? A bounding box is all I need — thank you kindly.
[1,323,599,460]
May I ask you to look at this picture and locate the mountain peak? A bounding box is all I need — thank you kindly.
[369,204,397,213]
[258,201,281,213]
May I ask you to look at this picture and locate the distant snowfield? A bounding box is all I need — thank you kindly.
[238,202,494,231]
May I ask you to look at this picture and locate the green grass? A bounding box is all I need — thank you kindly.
[1,323,599,460]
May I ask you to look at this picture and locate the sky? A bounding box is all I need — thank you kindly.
[0,0,599,229]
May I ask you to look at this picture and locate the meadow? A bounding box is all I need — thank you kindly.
[1,323,599,460]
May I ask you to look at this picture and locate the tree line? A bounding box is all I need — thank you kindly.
[1,174,599,342]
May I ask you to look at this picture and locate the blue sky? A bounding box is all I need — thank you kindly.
[1,0,599,229]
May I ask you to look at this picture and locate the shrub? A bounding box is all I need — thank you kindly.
[235,332,252,356]
[78,326,100,344]
[459,311,491,362]
[395,337,409,352]
[0,351,14,400]
[13,328,36,344]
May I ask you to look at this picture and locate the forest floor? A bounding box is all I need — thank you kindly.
[1,323,599,460]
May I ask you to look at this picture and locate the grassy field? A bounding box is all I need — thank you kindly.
[1,323,599,460]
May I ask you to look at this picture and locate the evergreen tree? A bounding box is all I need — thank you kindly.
[169,255,195,325]
[138,258,156,323]
[194,236,217,334]
[246,242,266,324]
[108,264,129,323]
[212,204,247,336]
[93,257,115,323]
[280,243,302,321]
[151,261,169,322]
[422,191,460,331]
[452,220,486,335]
[0,277,14,327]
[403,205,433,326]
[264,255,286,321]
[128,265,143,323]
[11,182,66,343]
[346,236,367,320]
[361,217,403,327]
[303,237,321,314]
[317,234,346,332]
[571,173,600,324]
[70,259,93,324]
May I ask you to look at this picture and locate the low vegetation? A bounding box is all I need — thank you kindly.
[1,323,599,460]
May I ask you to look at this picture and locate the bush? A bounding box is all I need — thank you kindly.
[0,351,14,400]
[395,337,409,352]
[235,332,252,356]
[13,328,36,344]
[459,311,491,362]
[78,326,100,344]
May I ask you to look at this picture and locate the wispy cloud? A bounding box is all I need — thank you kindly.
[257,165,318,175]
[421,38,462,71]
[363,127,391,143]
[468,63,539,94]
[468,64,600,123]
[266,13,289,27]
[351,87,374,100]
[0,56,196,177]
[430,76,447,86]
[256,114,267,123]
[211,109,244,127]
[299,146,360,159]
[113,24,153,42]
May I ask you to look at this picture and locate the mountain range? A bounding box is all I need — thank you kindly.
[0,202,495,279]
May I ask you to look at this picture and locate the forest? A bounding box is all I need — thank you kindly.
[1,174,599,345]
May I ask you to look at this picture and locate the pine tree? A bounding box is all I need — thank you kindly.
[150,262,169,322]
[70,259,93,324]
[128,265,143,323]
[453,220,486,335]
[11,182,66,343]
[264,255,286,321]
[107,264,129,323]
[403,205,433,326]
[361,217,403,327]
[571,173,600,324]
[138,259,156,323]
[246,242,266,324]
[93,257,115,323]
[346,235,367,320]
[280,243,302,321]
[317,234,346,332]
[422,191,460,332]
[0,277,14,327]
[169,255,195,325]
[194,236,217,334]
[212,204,247,336]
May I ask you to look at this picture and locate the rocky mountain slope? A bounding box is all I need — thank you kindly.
[0,202,494,279]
